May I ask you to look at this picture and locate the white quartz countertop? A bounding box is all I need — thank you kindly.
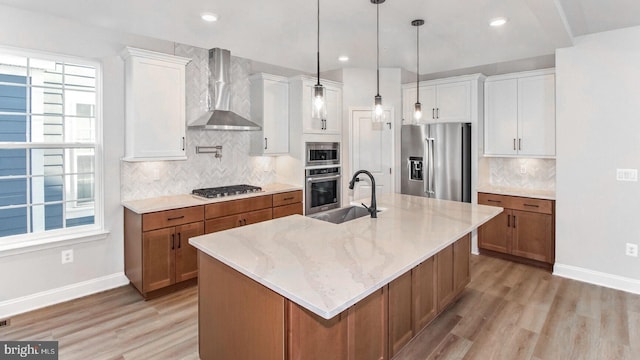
[477,186,556,200]
[121,183,302,214]
[189,193,502,319]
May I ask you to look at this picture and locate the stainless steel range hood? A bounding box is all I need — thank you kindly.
[189,48,260,131]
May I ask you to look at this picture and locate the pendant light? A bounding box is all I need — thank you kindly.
[371,0,385,123]
[412,19,424,122]
[311,0,327,121]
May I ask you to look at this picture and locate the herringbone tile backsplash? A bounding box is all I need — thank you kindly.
[121,44,276,201]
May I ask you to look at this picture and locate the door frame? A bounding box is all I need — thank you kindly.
[347,106,395,205]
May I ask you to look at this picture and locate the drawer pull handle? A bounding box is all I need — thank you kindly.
[507,214,511,227]
[168,215,185,221]
[178,233,182,249]
[524,204,539,208]
[487,200,501,203]
[513,216,517,228]
[171,234,175,250]
[283,197,294,201]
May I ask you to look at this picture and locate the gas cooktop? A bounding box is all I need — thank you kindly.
[192,184,263,199]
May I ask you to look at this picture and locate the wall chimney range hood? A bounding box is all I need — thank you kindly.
[189,48,261,131]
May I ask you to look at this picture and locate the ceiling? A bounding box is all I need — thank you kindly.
[1,0,639,75]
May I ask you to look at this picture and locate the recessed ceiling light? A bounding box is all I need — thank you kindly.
[489,17,507,27]
[338,55,349,62]
[201,12,218,22]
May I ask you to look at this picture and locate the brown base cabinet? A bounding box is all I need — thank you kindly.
[196,233,472,360]
[388,234,470,358]
[478,193,555,269]
[124,190,303,298]
[125,206,204,297]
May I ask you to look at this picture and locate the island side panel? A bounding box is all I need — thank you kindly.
[287,303,349,360]
[198,251,285,360]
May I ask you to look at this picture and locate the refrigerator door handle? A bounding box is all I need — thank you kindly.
[425,137,435,196]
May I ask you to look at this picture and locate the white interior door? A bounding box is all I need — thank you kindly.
[350,108,394,203]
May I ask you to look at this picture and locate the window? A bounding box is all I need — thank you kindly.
[0,47,102,246]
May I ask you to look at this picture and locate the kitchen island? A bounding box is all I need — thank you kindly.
[190,193,502,360]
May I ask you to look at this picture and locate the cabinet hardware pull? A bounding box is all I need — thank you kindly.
[507,214,511,227]
[518,138,522,151]
[243,219,247,225]
[265,137,268,150]
[524,204,539,208]
[513,138,516,151]
[171,234,175,250]
[283,197,294,201]
[238,219,243,226]
[513,216,516,228]
[182,137,185,151]
[432,108,435,119]
[487,199,501,203]
[167,215,185,221]
[177,233,181,248]
[436,108,440,119]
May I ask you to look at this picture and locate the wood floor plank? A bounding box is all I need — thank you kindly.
[2,255,640,360]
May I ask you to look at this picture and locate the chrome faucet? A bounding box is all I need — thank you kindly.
[348,170,377,218]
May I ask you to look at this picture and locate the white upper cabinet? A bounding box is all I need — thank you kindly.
[249,73,289,155]
[484,69,556,157]
[121,47,190,161]
[402,79,470,124]
[289,76,342,135]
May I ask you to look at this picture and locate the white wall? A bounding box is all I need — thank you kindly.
[0,5,176,317]
[555,26,640,293]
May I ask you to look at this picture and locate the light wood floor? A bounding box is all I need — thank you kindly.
[2,255,639,359]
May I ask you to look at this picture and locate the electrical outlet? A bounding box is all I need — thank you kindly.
[61,249,74,264]
[520,166,527,174]
[626,243,638,257]
[616,169,638,182]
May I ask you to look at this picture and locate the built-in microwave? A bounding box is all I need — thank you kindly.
[305,142,340,166]
[305,166,341,214]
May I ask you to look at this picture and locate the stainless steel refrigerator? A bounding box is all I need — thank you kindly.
[401,123,471,202]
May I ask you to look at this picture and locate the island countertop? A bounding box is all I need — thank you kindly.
[189,193,502,319]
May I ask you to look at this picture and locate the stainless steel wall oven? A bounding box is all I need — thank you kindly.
[305,167,341,214]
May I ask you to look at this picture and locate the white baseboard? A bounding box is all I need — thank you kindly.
[553,263,640,295]
[0,272,130,318]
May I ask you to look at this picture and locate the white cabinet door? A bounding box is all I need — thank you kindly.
[402,86,417,124]
[301,79,342,135]
[250,74,289,155]
[417,85,437,124]
[122,47,189,161]
[517,74,555,157]
[435,81,470,123]
[323,85,342,134]
[484,70,556,157]
[484,79,518,155]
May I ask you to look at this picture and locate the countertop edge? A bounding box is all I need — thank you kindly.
[122,183,302,214]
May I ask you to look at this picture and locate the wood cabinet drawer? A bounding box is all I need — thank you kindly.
[273,203,303,219]
[205,195,273,219]
[272,190,302,207]
[205,208,273,234]
[142,206,204,232]
[478,193,511,208]
[509,197,553,214]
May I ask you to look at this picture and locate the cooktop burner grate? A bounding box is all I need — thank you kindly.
[192,184,263,199]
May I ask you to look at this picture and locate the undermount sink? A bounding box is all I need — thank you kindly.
[308,205,380,224]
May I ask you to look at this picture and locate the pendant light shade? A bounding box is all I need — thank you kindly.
[311,0,327,121]
[412,19,424,123]
[371,0,386,123]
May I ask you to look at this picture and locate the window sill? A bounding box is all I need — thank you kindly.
[0,229,110,258]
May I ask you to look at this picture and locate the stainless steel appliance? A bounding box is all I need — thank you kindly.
[305,142,340,166]
[192,184,262,198]
[401,123,471,202]
[305,167,341,214]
